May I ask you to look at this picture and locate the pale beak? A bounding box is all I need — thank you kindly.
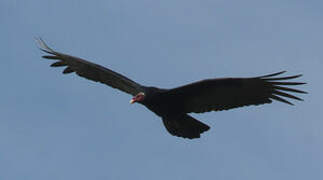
[129,99,135,104]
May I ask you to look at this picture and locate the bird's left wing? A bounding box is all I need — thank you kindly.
[36,38,144,96]
[163,71,307,113]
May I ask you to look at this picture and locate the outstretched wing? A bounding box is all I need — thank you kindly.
[36,38,144,96]
[164,71,307,113]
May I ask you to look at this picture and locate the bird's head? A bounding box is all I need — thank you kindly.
[130,92,145,104]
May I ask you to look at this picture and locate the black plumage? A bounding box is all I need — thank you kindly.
[37,39,307,139]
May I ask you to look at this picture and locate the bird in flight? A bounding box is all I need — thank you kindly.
[37,38,307,139]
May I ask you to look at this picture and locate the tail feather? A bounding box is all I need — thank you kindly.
[162,114,210,139]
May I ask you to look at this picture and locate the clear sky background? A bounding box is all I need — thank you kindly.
[1,0,322,179]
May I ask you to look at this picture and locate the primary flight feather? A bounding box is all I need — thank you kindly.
[37,39,307,139]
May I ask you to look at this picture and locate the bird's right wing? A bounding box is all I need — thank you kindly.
[36,38,144,96]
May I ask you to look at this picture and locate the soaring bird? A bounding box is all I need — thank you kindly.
[37,39,307,139]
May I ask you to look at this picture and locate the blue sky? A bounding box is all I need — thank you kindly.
[1,0,322,179]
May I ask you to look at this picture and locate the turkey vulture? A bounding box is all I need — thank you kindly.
[36,38,307,139]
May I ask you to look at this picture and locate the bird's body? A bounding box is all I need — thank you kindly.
[37,39,307,139]
[139,87,178,117]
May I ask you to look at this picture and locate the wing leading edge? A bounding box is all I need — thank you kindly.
[36,38,144,96]
[164,71,307,113]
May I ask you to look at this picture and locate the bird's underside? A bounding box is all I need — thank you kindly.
[37,38,307,139]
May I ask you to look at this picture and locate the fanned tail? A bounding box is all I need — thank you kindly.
[162,114,210,139]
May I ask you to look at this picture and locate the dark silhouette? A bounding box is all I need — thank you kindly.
[37,39,307,139]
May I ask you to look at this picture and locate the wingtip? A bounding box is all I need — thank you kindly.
[270,94,295,105]
[35,37,55,54]
[259,71,287,78]
[262,72,306,82]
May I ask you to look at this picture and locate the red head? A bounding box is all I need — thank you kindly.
[130,92,145,104]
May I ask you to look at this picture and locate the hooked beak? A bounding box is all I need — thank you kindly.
[130,92,145,104]
[129,98,135,104]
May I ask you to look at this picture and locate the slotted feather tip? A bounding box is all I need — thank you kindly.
[273,90,304,101]
[63,67,74,74]
[258,71,286,78]
[42,55,60,60]
[264,74,303,81]
[258,71,304,81]
[50,61,66,67]
[271,81,306,86]
[273,85,308,94]
[35,37,55,54]
[270,95,294,105]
